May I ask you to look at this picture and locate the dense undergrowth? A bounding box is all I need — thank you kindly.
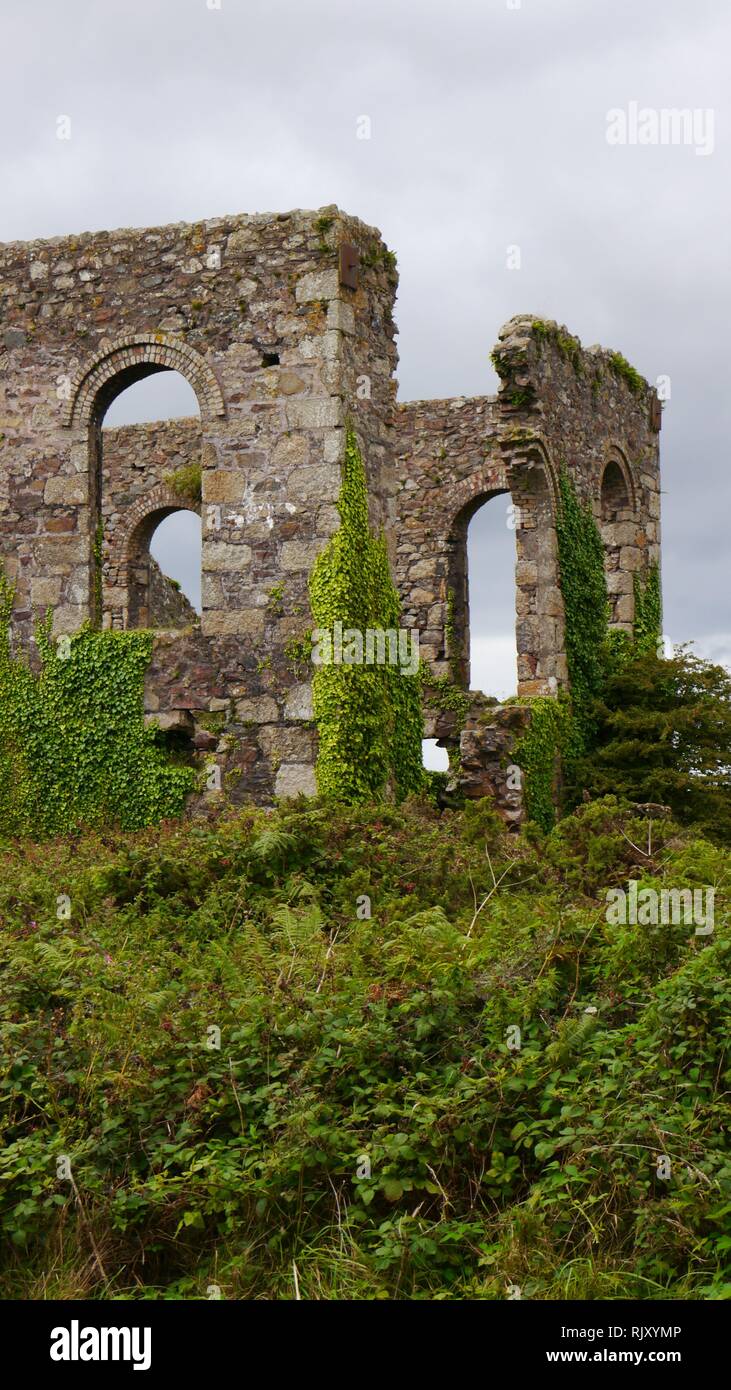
[1,795,728,1301]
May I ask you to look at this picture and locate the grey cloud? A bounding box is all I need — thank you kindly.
[1,0,728,681]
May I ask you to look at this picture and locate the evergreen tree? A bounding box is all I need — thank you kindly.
[574,646,731,842]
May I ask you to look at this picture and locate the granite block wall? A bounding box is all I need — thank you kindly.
[0,208,661,819]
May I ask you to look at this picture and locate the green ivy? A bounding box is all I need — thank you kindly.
[0,576,194,839]
[514,696,573,833]
[517,471,610,827]
[555,468,609,728]
[634,563,662,652]
[423,672,470,740]
[308,429,424,803]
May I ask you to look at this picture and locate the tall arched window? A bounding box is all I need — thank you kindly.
[100,370,202,628]
[465,494,518,699]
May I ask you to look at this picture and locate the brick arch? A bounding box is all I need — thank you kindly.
[444,459,510,531]
[63,334,225,429]
[599,446,637,516]
[504,439,559,516]
[104,484,202,630]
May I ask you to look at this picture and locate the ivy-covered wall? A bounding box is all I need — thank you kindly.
[0,576,193,839]
[309,429,424,802]
[634,564,663,653]
[514,473,663,831]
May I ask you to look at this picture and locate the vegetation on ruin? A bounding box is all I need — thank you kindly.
[308,428,424,803]
[164,461,203,505]
[574,647,731,845]
[543,474,730,833]
[423,672,470,726]
[555,467,610,727]
[0,576,194,839]
[634,563,663,652]
[513,470,609,830]
[361,240,398,278]
[607,350,645,397]
[511,473,731,846]
[0,794,728,1301]
[531,319,584,376]
[513,696,573,834]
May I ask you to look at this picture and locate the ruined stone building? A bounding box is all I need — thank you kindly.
[0,207,661,817]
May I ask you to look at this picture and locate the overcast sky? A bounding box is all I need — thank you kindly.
[2,0,729,702]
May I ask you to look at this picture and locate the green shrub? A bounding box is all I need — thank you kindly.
[0,796,727,1300]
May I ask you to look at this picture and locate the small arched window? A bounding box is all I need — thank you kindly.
[127,507,201,629]
[600,460,631,522]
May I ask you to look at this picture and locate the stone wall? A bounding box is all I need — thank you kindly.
[0,208,662,820]
[394,315,661,702]
[0,206,398,802]
[492,316,661,655]
[147,556,198,629]
[392,395,502,681]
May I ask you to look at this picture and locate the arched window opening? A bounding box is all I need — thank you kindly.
[128,508,201,629]
[465,494,518,700]
[599,459,634,631]
[95,369,202,630]
[102,370,200,427]
[600,460,631,523]
[422,738,449,772]
[150,511,202,618]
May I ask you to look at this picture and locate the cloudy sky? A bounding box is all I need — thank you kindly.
[2,0,729,702]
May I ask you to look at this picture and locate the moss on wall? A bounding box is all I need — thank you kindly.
[164,462,202,504]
